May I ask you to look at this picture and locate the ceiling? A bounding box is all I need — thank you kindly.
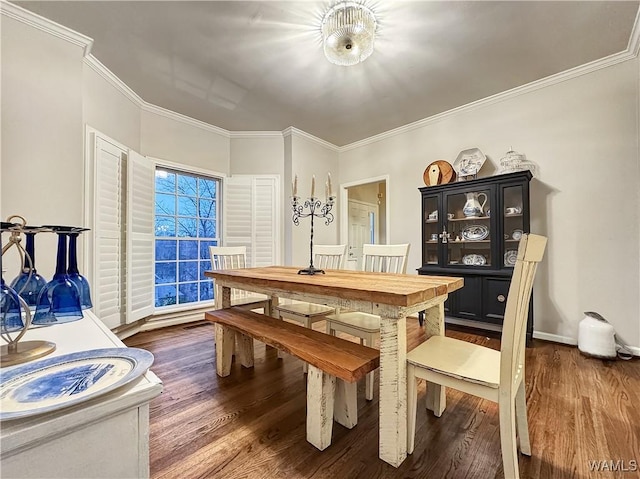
[15,1,640,146]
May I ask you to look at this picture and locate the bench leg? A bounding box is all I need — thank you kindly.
[334,379,357,429]
[307,365,336,451]
[215,324,234,377]
[236,332,254,368]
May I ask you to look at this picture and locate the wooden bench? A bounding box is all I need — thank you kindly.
[204,307,380,451]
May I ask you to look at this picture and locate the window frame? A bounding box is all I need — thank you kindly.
[150,158,225,314]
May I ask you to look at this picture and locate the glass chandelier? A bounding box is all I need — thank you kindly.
[322,2,377,66]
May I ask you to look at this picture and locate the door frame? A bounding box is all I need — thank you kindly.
[339,174,390,248]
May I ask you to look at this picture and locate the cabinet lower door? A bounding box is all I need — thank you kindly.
[452,276,482,320]
[483,278,510,325]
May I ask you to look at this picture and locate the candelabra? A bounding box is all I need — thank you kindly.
[291,174,335,275]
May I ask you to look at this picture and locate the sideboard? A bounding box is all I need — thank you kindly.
[0,311,163,478]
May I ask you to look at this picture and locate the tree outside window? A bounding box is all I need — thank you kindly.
[154,168,219,307]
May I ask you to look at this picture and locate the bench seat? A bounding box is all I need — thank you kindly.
[205,307,380,450]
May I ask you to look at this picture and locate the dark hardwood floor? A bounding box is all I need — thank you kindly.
[125,319,640,479]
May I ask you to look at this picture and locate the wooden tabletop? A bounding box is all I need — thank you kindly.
[205,266,463,308]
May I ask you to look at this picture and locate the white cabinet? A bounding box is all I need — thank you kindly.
[1,312,163,478]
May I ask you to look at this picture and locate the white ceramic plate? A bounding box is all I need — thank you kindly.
[453,148,486,177]
[511,229,523,240]
[461,224,489,241]
[504,249,518,267]
[462,254,487,266]
[0,348,154,421]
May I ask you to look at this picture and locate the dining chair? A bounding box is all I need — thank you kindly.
[325,243,410,400]
[209,246,270,312]
[275,244,347,372]
[407,234,547,479]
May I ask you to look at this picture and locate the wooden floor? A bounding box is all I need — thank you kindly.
[125,319,640,479]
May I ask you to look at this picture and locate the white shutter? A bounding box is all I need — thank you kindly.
[94,137,126,329]
[126,150,154,323]
[224,175,280,267]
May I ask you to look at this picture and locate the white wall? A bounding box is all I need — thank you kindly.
[339,58,640,348]
[140,110,230,173]
[1,15,85,278]
[83,64,141,151]
[288,133,340,267]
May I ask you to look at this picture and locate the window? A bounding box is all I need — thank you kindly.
[154,167,220,308]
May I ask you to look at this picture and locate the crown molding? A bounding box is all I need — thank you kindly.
[140,103,230,137]
[628,6,640,57]
[83,55,144,107]
[229,131,284,139]
[282,127,340,152]
[1,0,93,55]
[340,38,640,152]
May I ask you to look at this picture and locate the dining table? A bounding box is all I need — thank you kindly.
[205,266,463,468]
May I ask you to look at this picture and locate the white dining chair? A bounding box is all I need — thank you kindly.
[407,234,547,479]
[275,244,347,372]
[209,246,270,312]
[325,243,410,400]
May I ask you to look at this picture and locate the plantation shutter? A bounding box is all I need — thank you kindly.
[126,150,154,323]
[223,175,280,267]
[93,137,126,329]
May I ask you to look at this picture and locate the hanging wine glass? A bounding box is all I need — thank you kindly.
[1,219,56,366]
[33,226,83,325]
[67,228,92,309]
[9,226,48,309]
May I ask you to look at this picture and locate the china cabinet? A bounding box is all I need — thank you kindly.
[418,171,534,342]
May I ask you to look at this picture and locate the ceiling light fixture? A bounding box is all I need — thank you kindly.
[321,2,377,66]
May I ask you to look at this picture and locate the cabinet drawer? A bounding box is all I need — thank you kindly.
[483,278,510,324]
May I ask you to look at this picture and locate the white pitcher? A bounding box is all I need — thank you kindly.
[462,192,488,217]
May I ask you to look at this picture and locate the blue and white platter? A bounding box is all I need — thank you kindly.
[0,348,154,421]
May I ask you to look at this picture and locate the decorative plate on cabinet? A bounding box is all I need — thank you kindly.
[0,348,154,421]
[462,254,487,266]
[453,148,486,177]
[511,229,523,240]
[461,224,489,241]
[423,160,456,186]
[504,250,518,266]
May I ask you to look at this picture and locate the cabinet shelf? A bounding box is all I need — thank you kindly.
[448,216,490,221]
[450,240,491,244]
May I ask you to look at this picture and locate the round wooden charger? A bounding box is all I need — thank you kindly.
[423,160,456,186]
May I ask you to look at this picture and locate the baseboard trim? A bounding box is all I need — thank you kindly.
[532,330,577,346]
[140,311,206,331]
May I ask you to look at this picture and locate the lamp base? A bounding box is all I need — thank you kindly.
[297,267,325,275]
[1,340,56,367]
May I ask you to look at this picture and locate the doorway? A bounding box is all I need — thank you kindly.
[340,177,388,270]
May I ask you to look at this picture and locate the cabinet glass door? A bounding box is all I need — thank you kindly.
[423,195,440,266]
[445,188,492,267]
[502,185,525,268]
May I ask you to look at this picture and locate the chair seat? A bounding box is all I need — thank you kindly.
[325,312,381,334]
[231,294,269,308]
[407,336,500,388]
[276,302,335,318]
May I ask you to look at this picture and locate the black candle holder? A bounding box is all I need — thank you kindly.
[291,195,335,275]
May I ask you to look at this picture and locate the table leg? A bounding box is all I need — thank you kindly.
[423,300,446,417]
[379,315,407,468]
[268,295,283,358]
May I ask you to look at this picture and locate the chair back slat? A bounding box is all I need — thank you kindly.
[209,246,253,301]
[314,244,347,270]
[361,244,410,273]
[500,234,547,392]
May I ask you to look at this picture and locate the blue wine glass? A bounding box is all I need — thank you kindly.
[67,229,92,309]
[1,222,26,333]
[33,228,83,325]
[10,227,48,310]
